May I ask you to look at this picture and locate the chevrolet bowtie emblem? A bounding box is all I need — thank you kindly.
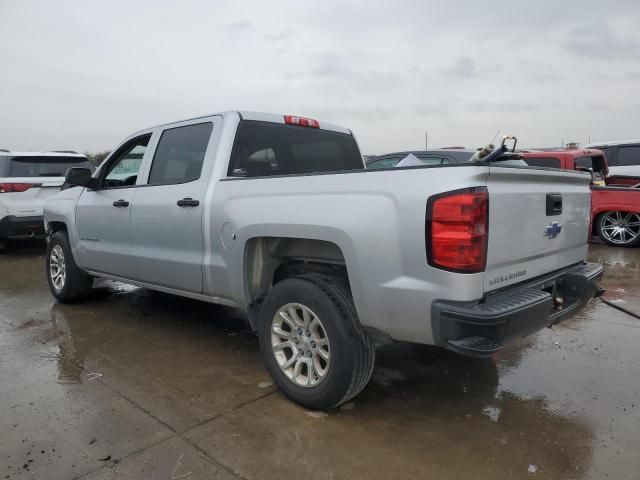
[543,222,562,239]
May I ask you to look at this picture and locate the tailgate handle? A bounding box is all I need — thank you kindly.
[546,193,562,216]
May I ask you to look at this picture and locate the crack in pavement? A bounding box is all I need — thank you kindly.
[63,355,277,480]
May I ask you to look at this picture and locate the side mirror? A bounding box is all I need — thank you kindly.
[64,168,95,188]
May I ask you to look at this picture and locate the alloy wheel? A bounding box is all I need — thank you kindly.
[271,303,331,387]
[49,245,66,291]
[600,211,640,246]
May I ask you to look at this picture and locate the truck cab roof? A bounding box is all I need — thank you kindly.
[137,111,352,137]
[583,139,640,148]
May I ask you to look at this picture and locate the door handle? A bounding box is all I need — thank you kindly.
[112,199,130,208]
[177,198,200,207]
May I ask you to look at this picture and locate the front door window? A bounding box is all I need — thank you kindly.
[102,135,150,188]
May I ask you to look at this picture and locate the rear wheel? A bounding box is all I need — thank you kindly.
[596,211,640,247]
[258,273,374,410]
[46,231,93,302]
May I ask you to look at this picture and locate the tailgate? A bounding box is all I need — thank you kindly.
[484,166,591,292]
[2,177,65,217]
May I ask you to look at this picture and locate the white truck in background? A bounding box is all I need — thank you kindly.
[43,111,603,409]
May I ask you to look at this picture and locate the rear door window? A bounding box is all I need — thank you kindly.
[229,121,363,177]
[617,146,640,166]
[9,156,92,177]
[523,157,561,169]
[147,122,213,185]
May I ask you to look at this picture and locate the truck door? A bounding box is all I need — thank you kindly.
[130,118,220,293]
[75,133,153,278]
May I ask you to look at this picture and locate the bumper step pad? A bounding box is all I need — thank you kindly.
[447,336,501,355]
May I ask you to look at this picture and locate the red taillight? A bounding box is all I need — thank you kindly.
[426,188,488,273]
[284,115,320,128]
[0,183,35,193]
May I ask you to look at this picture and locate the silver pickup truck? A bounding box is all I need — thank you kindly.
[44,111,603,409]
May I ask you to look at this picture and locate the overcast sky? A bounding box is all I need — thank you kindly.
[1,0,639,154]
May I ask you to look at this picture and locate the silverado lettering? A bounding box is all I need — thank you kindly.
[489,270,528,286]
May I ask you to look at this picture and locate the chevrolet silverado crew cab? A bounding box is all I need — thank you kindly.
[43,112,603,409]
[0,150,92,250]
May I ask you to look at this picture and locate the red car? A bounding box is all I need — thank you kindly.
[523,149,640,247]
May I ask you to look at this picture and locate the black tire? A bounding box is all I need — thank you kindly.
[596,211,640,247]
[258,273,374,410]
[46,231,93,303]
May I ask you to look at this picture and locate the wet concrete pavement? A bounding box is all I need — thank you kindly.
[1,242,639,479]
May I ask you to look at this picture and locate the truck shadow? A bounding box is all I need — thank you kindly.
[0,238,47,255]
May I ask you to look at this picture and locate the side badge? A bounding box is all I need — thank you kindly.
[543,222,562,239]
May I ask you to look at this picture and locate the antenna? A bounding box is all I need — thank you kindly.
[490,129,501,145]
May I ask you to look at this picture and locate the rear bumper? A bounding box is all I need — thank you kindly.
[431,262,604,357]
[0,215,46,239]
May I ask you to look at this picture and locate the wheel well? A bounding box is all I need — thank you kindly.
[48,221,68,235]
[244,237,349,304]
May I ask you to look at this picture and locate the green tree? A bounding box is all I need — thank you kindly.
[84,151,110,167]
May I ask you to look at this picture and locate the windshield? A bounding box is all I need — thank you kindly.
[9,156,92,177]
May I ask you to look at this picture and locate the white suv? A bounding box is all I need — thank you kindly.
[583,140,640,177]
[0,150,92,249]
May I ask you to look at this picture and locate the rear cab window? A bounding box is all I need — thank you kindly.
[575,155,606,173]
[366,156,402,169]
[523,157,562,169]
[228,121,363,177]
[413,155,451,165]
[8,156,92,177]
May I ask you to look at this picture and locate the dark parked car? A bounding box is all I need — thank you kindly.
[365,149,476,169]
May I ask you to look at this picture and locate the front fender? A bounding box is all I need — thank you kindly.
[44,186,84,256]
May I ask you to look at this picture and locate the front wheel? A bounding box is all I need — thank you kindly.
[596,211,640,247]
[258,273,374,410]
[46,231,93,303]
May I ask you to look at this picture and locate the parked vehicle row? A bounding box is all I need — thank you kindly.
[521,148,608,178]
[365,149,475,169]
[42,111,603,409]
[520,149,640,247]
[0,151,92,250]
[367,146,640,247]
